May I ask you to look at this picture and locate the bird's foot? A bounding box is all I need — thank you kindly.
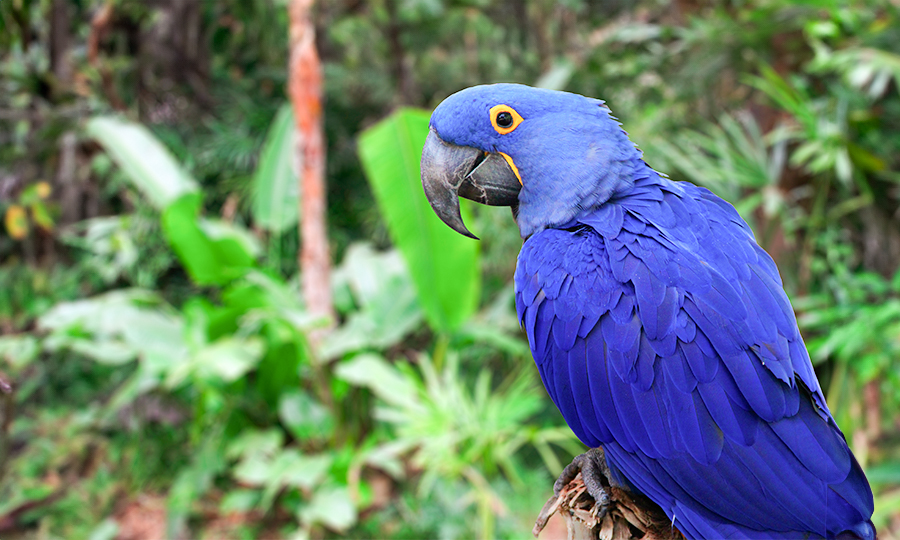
[553,447,615,506]
[533,448,684,539]
[533,447,617,536]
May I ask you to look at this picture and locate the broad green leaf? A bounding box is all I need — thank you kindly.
[30,200,54,230]
[334,353,417,408]
[276,451,332,491]
[162,193,258,285]
[358,108,479,332]
[87,115,260,286]
[86,116,198,209]
[38,289,185,366]
[0,335,39,370]
[193,336,264,381]
[233,456,273,485]
[363,442,408,480]
[322,243,424,359]
[332,243,414,308]
[233,448,332,511]
[252,104,300,233]
[226,428,285,460]
[278,390,334,440]
[320,261,422,360]
[223,271,312,329]
[299,485,357,532]
[165,336,264,388]
[257,337,302,406]
[48,337,135,365]
[198,218,262,258]
[219,490,261,513]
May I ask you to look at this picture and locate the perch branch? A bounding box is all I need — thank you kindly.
[534,472,684,540]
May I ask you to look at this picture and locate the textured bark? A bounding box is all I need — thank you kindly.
[534,473,684,540]
[87,2,125,111]
[57,132,80,226]
[143,0,211,111]
[288,0,334,336]
[49,0,72,91]
[384,0,416,104]
[86,2,113,64]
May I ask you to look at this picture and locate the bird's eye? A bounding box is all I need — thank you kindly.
[489,104,523,135]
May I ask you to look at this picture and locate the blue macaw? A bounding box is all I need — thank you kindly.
[420,84,875,540]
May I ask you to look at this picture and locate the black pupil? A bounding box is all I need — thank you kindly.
[496,111,514,128]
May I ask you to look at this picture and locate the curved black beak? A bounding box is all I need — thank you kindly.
[421,128,521,239]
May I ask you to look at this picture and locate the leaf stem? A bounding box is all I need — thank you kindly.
[433,334,450,373]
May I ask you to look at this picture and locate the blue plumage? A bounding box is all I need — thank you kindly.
[516,174,873,538]
[425,83,875,539]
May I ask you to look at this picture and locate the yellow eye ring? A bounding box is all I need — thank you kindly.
[490,104,523,135]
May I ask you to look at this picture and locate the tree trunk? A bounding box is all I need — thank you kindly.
[288,0,333,338]
[49,0,72,94]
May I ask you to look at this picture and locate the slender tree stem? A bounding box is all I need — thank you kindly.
[288,0,334,341]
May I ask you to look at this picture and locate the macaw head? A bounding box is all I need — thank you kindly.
[421,83,643,239]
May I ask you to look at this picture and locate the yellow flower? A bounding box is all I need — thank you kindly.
[4,205,28,239]
[36,181,52,199]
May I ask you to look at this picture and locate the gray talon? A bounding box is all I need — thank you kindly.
[536,447,620,536]
[554,447,617,506]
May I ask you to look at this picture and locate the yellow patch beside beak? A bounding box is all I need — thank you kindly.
[498,152,522,185]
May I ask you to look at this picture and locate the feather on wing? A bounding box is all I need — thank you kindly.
[515,175,873,539]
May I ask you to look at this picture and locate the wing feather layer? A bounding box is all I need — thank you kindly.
[514,176,873,539]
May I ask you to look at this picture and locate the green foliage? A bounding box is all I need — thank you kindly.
[2,181,54,240]
[796,254,900,422]
[59,213,175,288]
[0,265,89,332]
[0,203,544,540]
[801,270,900,380]
[88,116,261,286]
[227,429,353,530]
[322,243,424,360]
[748,66,864,187]
[359,108,480,333]
[86,117,199,210]
[252,103,300,234]
[650,111,788,224]
[336,352,576,540]
[161,193,260,286]
[13,271,332,537]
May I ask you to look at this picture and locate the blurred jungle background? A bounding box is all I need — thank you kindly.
[1,0,899,539]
